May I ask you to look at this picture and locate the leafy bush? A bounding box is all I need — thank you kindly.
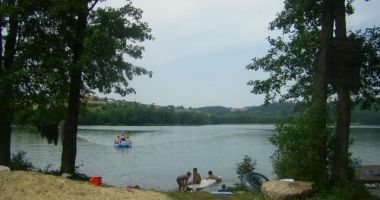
[310,182,376,200]
[236,155,256,181]
[270,115,332,182]
[9,151,34,171]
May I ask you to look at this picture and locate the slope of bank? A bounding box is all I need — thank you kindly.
[0,170,169,200]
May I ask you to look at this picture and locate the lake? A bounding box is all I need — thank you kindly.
[11,124,380,191]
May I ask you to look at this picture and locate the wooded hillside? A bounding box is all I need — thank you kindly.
[78,99,380,125]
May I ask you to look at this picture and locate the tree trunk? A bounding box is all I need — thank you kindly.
[0,106,11,166]
[0,2,3,73]
[60,2,88,174]
[309,0,334,184]
[332,0,351,184]
[60,70,81,174]
[333,86,351,183]
[0,1,7,167]
[0,0,17,167]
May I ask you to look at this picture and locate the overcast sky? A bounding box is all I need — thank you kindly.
[98,0,380,108]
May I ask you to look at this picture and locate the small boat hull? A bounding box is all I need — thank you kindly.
[114,140,132,148]
[242,172,269,192]
[188,179,217,190]
[211,191,233,196]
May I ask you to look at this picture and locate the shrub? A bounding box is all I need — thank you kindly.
[236,155,256,181]
[9,151,34,171]
[310,182,376,200]
[270,114,332,182]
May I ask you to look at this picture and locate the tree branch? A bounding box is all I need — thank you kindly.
[88,0,100,12]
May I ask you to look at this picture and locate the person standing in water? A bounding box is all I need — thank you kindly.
[191,168,201,184]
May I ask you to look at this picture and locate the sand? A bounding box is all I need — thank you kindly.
[0,171,170,200]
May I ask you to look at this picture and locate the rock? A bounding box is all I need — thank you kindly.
[0,165,10,172]
[261,180,314,200]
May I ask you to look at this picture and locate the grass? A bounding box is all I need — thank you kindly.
[165,191,265,200]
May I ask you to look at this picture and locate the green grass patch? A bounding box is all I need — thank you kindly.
[165,191,265,200]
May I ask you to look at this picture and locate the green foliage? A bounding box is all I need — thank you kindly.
[197,102,297,124]
[247,1,380,107]
[247,0,322,104]
[166,191,265,200]
[83,2,153,96]
[232,183,247,192]
[349,27,380,109]
[79,102,211,125]
[270,115,331,182]
[236,155,256,181]
[78,101,298,125]
[310,182,376,200]
[77,100,380,125]
[8,0,154,126]
[350,100,380,124]
[9,151,34,171]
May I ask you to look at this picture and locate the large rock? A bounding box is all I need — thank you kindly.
[0,165,10,172]
[261,180,314,200]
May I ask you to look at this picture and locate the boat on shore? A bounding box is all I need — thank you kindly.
[188,178,219,191]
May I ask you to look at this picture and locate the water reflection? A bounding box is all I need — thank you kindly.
[114,146,132,155]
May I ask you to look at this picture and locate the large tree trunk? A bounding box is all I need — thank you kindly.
[60,2,88,174]
[309,0,334,184]
[60,70,81,173]
[332,0,351,184]
[0,106,11,166]
[0,0,17,167]
[0,1,3,73]
[334,86,351,183]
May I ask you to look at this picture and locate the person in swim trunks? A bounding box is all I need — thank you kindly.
[191,168,201,184]
[177,172,191,191]
[207,170,222,183]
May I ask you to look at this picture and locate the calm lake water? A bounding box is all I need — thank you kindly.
[11,124,380,191]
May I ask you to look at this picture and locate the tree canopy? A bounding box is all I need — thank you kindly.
[247,0,380,185]
[247,0,379,106]
[0,0,153,173]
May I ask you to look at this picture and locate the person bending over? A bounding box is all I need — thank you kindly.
[177,172,191,191]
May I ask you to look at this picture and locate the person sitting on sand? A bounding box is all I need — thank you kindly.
[177,172,191,191]
[190,168,201,185]
[114,136,120,144]
[207,170,222,183]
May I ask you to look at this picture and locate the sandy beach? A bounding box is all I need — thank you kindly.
[0,170,169,200]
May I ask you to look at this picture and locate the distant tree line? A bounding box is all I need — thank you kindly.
[78,101,380,125]
[78,103,211,125]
